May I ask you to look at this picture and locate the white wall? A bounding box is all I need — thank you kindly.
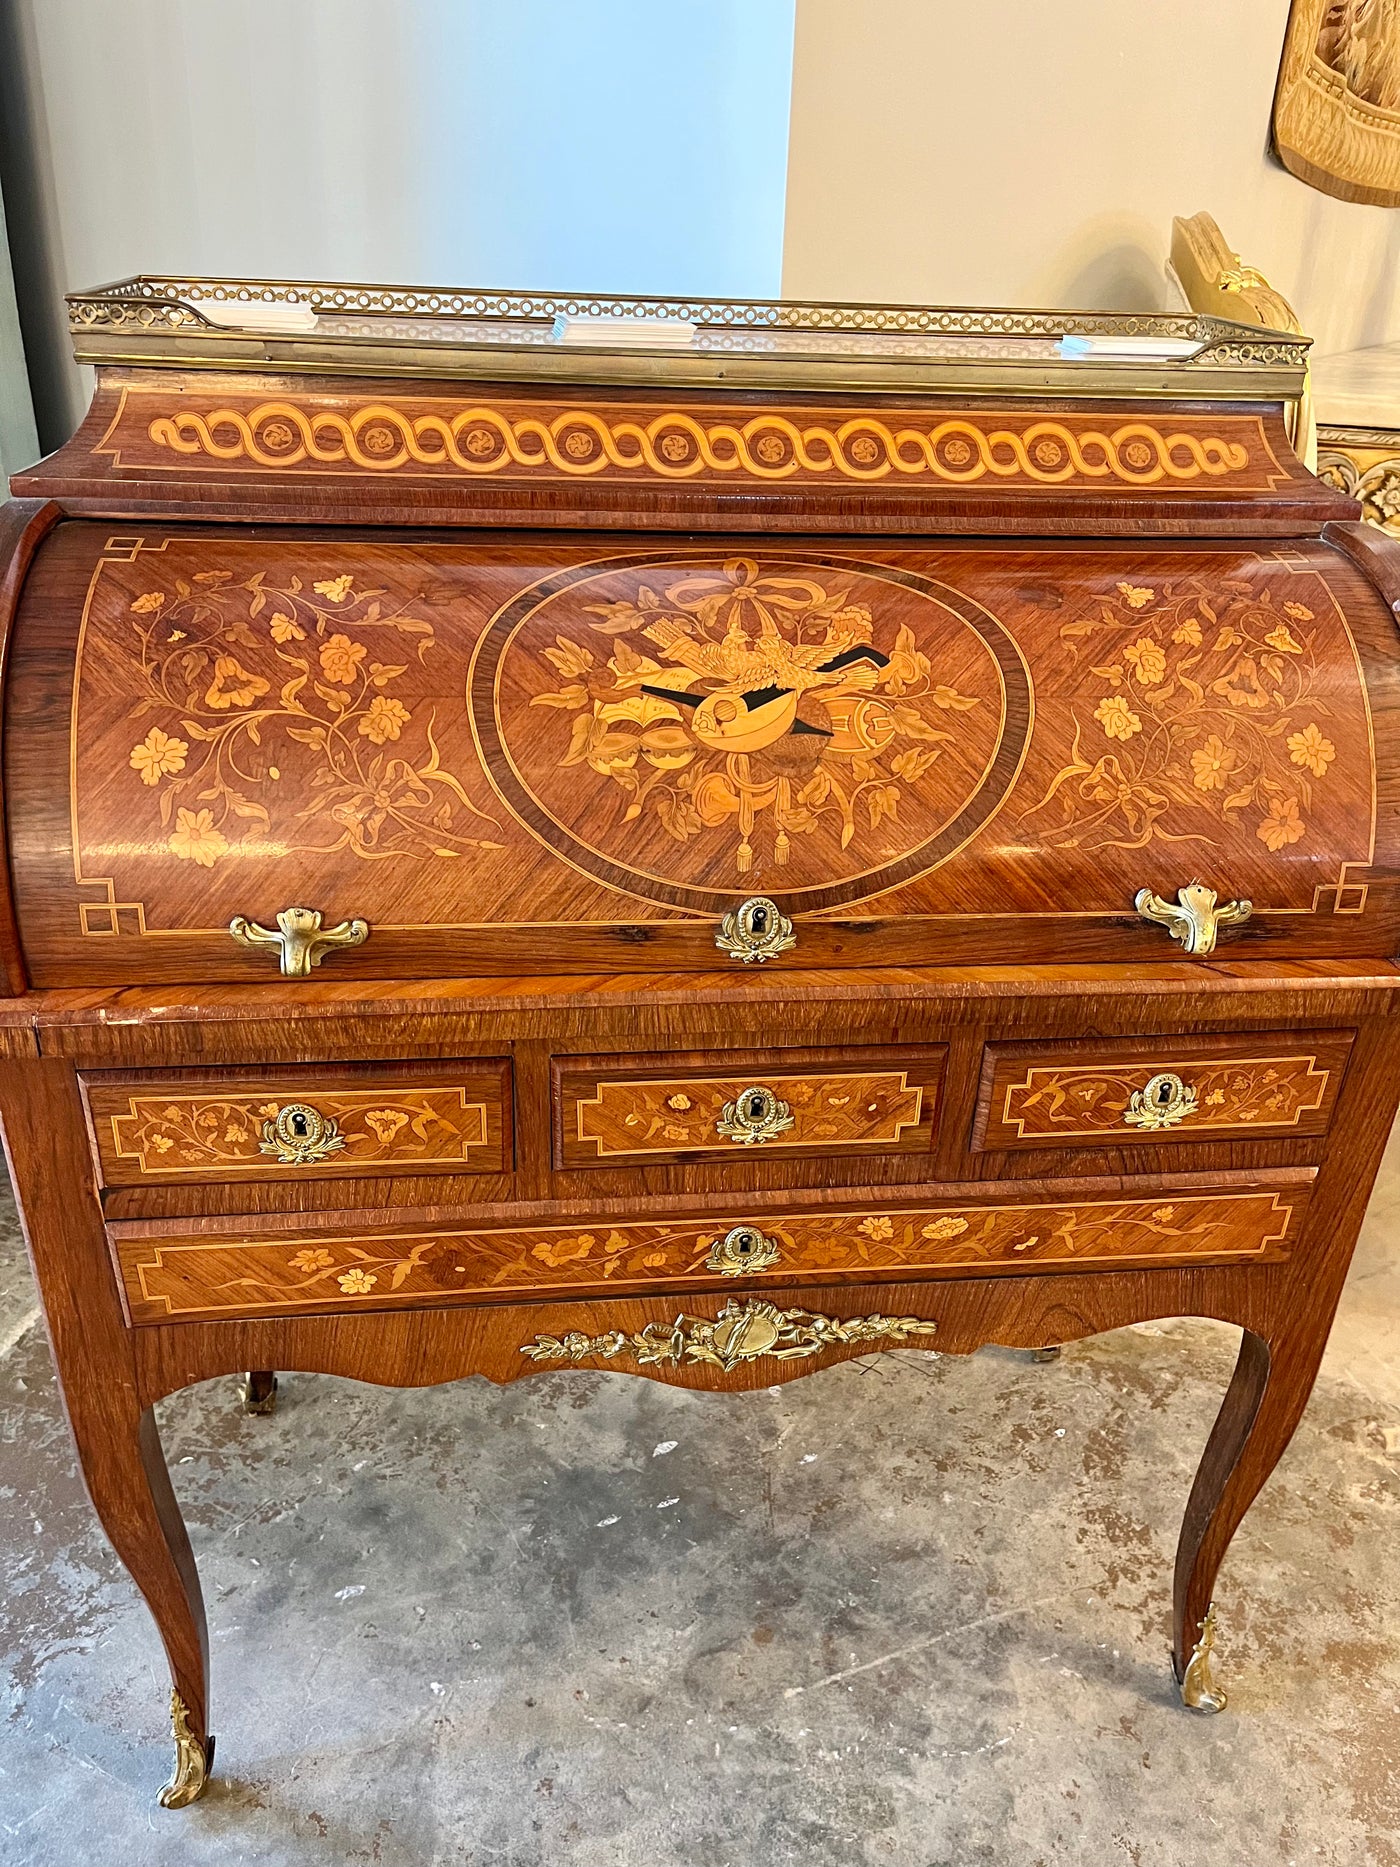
[1,0,796,446]
[782,0,1400,358]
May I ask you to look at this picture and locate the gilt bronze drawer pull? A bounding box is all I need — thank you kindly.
[1123,1071,1199,1131]
[1134,883,1252,956]
[715,1084,796,1145]
[715,896,796,963]
[258,1102,347,1165]
[705,1224,782,1275]
[229,906,368,977]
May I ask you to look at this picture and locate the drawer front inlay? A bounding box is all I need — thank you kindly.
[578,1071,923,1156]
[556,1048,944,1167]
[85,1062,511,1185]
[975,1031,1353,1151]
[114,1187,1302,1323]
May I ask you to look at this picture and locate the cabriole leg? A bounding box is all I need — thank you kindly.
[80,1404,213,1804]
[1172,1323,1330,1713]
[0,1059,213,1805]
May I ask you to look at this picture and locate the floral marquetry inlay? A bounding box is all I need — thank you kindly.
[573,1069,927,1158]
[1001,1056,1331,1139]
[976,1033,1353,1151]
[477,553,1030,907]
[522,558,987,880]
[1020,575,1350,859]
[117,1190,1301,1322]
[65,540,1377,951]
[103,1086,491,1177]
[113,563,500,871]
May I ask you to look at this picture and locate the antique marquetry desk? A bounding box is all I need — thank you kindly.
[5,279,1400,1807]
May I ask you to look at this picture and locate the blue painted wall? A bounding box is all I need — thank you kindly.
[3,0,798,443]
[418,0,796,298]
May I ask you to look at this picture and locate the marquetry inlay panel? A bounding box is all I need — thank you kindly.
[564,1065,932,1163]
[114,1188,1302,1323]
[93,389,1290,493]
[30,531,1381,986]
[975,1031,1353,1151]
[85,1065,510,1185]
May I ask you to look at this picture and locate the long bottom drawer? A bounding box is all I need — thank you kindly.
[112,1183,1306,1324]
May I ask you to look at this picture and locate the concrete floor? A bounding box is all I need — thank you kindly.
[4,1144,1400,1867]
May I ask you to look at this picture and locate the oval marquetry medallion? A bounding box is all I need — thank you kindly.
[470,552,1032,912]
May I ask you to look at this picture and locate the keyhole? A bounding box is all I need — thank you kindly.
[1155,1081,1172,1107]
[745,1095,765,1121]
[750,906,768,935]
[734,1231,755,1257]
[291,1112,309,1137]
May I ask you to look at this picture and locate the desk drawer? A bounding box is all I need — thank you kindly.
[553,1046,944,1169]
[83,1059,513,1188]
[973,1031,1353,1153]
[112,1182,1304,1323]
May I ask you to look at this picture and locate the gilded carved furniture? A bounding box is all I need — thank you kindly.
[5,277,1400,1808]
[1274,0,1400,207]
[1169,210,1314,468]
[1170,208,1400,535]
[1312,344,1400,535]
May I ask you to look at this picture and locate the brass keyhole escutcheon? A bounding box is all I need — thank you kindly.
[258,1101,348,1164]
[1123,1071,1199,1131]
[705,1224,783,1276]
[715,896,797,963]
[716,1084,796,1145]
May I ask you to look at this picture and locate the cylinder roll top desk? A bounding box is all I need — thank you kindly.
[5,279,1400,1807]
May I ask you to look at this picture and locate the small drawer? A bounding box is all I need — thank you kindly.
[82,1058,513,1188]
[552,1046,945,1169]
[973,1030,1353,1153]
[112,1181,1306,1323]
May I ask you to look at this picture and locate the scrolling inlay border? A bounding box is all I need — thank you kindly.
[93,393,1289,491]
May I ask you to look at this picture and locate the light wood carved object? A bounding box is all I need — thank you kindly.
[1274,0,1400,207]
[1170,210,1314,467]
